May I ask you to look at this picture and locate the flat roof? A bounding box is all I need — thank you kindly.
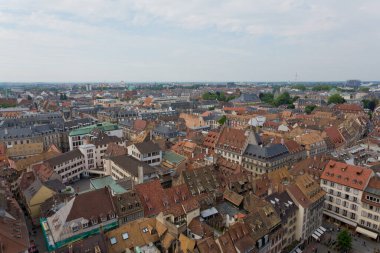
[69,122,119,136]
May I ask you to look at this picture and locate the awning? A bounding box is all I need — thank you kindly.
[355,227,378,240]
[319,226,327,232]
[316,228,324,235]
[314,231,322,237]
[312,234,319,240]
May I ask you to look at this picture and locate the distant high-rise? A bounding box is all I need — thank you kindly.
[85,83,92,91]
[345,79,361,88]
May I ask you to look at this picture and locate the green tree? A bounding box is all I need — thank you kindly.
[218,115,227,125]
[259,93,274,104]
[337,229,352,252]
[362,99,378,111]
[312,85,332,91]
[292,96,300,102]
[359,87,370,92]
[202,91,235,102]
[304,105,316,114]
[328,94,345,104]
[273,92,292,107]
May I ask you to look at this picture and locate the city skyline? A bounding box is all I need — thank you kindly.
[1,0,380,82]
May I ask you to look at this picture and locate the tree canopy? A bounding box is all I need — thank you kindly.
[259,92,295,107]
[218,115,227,125]
[362,99,378,111]
[259,93,274,104]
[312,85,332,91]
[328,94,345,104]
[305,105,317,114]
[337,229,352,252]
[359,87,370,92]
[202,92,235,102]
[273,92,293,107]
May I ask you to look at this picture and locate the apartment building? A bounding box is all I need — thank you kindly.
[44,149,85,183]
[287,174,326,242]
[321,161,373,233]
[41,187,118,251]
[97,108,138,123]
[6,142,44,159]
[0,125,61,151]
[113,190,144,225]
[127,141,162,166]
[242,143,291,176]
[84,131,126,169]
[215,127,261,164]
[266,191,298,251]
[104,155,158,183]
[68,122,122,150]
[294,132,327,157]
[358,174,380,240]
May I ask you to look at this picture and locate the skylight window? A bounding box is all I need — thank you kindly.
[122,232,129,240]
[110,237,117,245]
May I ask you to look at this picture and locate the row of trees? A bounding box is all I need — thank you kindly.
[202,92,236,102]
[259,92,298,108]
[328,94,346,104]
[290,84,334,91]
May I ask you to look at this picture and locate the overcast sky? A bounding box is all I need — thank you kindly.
[0,0,379,82]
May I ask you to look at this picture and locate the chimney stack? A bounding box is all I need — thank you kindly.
[138,166,144,184]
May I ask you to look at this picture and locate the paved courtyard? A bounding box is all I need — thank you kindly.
[304,220,380,253]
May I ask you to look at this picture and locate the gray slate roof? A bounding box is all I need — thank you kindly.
[45,149,84,167]
[231,93,260,103]
[110,155,157,177]
[134,141,161,154]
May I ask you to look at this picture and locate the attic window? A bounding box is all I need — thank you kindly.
[142,227,149,233]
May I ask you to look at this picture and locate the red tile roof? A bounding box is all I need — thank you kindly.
[203,131,219,149]
[334,103,363,113]
[325,126,345,146]
[321,160,373,190]
[216,127,247,153]
[135,180,195,217]
[134,119,147,131]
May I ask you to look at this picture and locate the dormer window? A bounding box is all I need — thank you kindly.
[91,218,98,225]
[81,219,89,228]
[101,216,107,222]
[109,213,115,219]
[70,223,79,232]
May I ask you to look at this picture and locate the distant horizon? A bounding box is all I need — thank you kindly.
[0,80,379,85]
